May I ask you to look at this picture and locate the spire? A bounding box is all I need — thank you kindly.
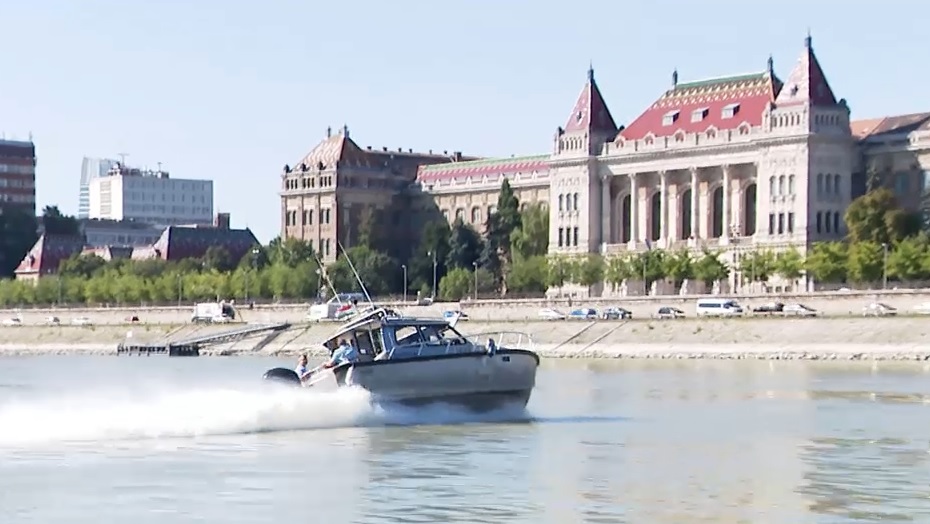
[672,68,678,87]
[562,65,618,135]
[766,55,774,75]
[587,61,594,82]
[805,28,812,49]
[774,34,837,107]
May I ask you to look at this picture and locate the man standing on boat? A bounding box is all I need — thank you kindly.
[321,338,360,369]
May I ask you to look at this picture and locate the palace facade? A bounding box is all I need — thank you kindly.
[281,35,930,292]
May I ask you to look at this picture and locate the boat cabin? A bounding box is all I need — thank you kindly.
[320,308,481,362]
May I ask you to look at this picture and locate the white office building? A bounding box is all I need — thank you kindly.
[88,164,214,225]
[79,157,119,218]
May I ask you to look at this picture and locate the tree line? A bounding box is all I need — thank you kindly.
[0,175,926,307]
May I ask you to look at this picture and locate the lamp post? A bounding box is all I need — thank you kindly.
[427,250,437,299]
[882,242,889,289]
[401,264,407,304]
[246,247,259,302]
[177,274,183,307]
[472,261,478,300]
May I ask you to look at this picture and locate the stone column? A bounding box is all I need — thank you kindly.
[722,164,731,242]
[690,168,699,239]
[659,171,669,246]
[628,173,639,246]
[600,175,611,246]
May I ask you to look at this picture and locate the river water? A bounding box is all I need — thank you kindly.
[1,356,930,523]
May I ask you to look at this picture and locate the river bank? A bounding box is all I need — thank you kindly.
[1,316,929,361]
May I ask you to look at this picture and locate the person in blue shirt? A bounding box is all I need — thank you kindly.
[321,338,360,369]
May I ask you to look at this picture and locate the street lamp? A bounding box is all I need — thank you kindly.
[427,250,437,299]
[401,264,408,304]
[472,261,479,300]
[246,247,259,302]
[177,274,183,307]
[882,242,889,289]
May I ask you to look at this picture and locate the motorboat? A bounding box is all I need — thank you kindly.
[262,307,539,412]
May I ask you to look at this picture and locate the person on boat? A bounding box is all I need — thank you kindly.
[321,338,360,369]
[295,354,314,382]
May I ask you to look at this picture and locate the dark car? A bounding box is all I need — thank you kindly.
[601,307,633,320]
[752,301,784,314]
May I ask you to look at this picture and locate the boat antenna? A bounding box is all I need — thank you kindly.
[312,252,341,304]
[336,241,374,308]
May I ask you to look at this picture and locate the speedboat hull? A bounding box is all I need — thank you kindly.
[334,349,539,412]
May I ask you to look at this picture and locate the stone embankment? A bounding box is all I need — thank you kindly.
[1,314,929,361]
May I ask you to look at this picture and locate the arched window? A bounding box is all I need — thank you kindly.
[833,174,841,196]
[769,176,776,196]
[788,175,795,195]
[573,193,579,211]
[833,212,840,234]
[471,207,481,223]
[558,194,564,211]
[778,175,785,195]
[816,174,824,197]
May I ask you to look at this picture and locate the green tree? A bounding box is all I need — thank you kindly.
[203,246,236,273]
[887,234,930,281]
[0,208,38,278]
[41,205,81,236]
[510,203,549,259]
[506,255,548,294]
[662,249,694,288]
[604,255,633,291]
[804,242,848,283]
[546,255,573,291]
[269,237,315,267]
[847,240,885,283]
[737,250,777,282]
[326,245,398,296]
[483,179,521,292]
[58,253,107,278]
[692,249,730,288]
[574,254,605,288]
[632,250,667,287]
[773,249,804,280]
[446,219,483,270]
[845,188,920,245]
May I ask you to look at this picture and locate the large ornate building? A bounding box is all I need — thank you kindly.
[281,35,930,291]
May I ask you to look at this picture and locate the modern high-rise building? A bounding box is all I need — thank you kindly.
[88,163,214,225]
[79,157,119,218]
[0,139,37,216]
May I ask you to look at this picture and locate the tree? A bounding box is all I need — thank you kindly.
[409,220,451,295]
[662,249,694,288]
[41,205,80,236]
[506,255,548,294]
[357,207,389,253]
[268,237,315,267]
[887,234,930,281]
[632,250,667,287]
[326,245,398,296]
[737,250,777,282]
[773,249,804,280]
[805,242,847,283]
[845,188,920,245]
[847,241,884,283]
[574,254,605,289]
[692,250,730,288]
[604,256,633,291]
[446,219,483,270]
[511,203,549,259]
[203,246,236,273]
[58,253,107,278]
[0,209,38,278]
[484,179,522,292]
[546,255,572,291]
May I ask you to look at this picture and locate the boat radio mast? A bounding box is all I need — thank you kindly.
[336,241,374,308]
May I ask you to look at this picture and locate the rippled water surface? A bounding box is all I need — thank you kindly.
[2,355,930,523]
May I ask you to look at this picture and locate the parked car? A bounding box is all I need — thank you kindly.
[752,301,785,314]
[783,303,818,317]
[71,316,93,326]
[569,308,598,320]
[601,306,633,320]
[538,308,567,321]
[655,306,686,319]
[696,298,744,317]
[1,317,22,327]
[443,310,469,322]
[46,316,60,326]
[913,302,930,315]
[863,302,897,317]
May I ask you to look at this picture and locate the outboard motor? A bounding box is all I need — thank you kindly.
[262,367,302,387]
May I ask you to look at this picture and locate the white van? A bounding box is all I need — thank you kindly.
[695,298,744,317]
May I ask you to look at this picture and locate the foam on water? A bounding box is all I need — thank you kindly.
[0,383,532,449]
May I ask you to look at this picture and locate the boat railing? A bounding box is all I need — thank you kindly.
[465,331,536,352]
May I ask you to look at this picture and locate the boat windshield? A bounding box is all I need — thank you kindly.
[386,322,472,359]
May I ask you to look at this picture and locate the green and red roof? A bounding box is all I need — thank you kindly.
[417,154,549,183]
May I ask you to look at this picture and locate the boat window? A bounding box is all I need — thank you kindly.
[394,326,423,346]
[353,330,375,355]
[420,324,468,345]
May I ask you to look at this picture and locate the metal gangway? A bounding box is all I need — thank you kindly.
[117,322,292,357]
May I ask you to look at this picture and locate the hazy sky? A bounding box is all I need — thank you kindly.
[1,0,925,243]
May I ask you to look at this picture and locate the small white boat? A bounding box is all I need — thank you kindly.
[262,307,539,412]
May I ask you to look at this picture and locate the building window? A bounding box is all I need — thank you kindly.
[722,103,740,119]
[788,175,795,195]
[778,213,784,234]
[573,193,579,211]
[471,207,481,223]
[573,227,579,246]
[455,208,464,221]
[816,212,822,234]
[558,227,564,247]
[825,213,832,233]
[833,212,840,234]
[691,107,708,123]
[788,212,795,233]
[768,213,775,235]
[833,174,841,196]
[778,175,785,195]
[558,194,564,211]
[895,173,908,195]
[769,176,776,196]
[662,110,680,126]
[816,174,823,197]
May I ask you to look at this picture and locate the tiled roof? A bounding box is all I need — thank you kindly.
[563,67,618,135]
[153,226,259,262]
[617,69,782,141]
[853,112,930,140]
[416,155,549,183]
[14,234,86,276]
[292,131,367,171]
[774,36,838,107]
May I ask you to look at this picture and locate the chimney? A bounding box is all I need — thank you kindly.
[398,147,402,152]
[443,150,448,155]
[429,149,433,154]
[214,212,231,230]
[382,147,388,152]
[408,148,413,153]
[453,151,463,161]
[326,126,332,138]
[366,146,372,150]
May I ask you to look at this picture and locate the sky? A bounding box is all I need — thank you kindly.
[1,0,927,243]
